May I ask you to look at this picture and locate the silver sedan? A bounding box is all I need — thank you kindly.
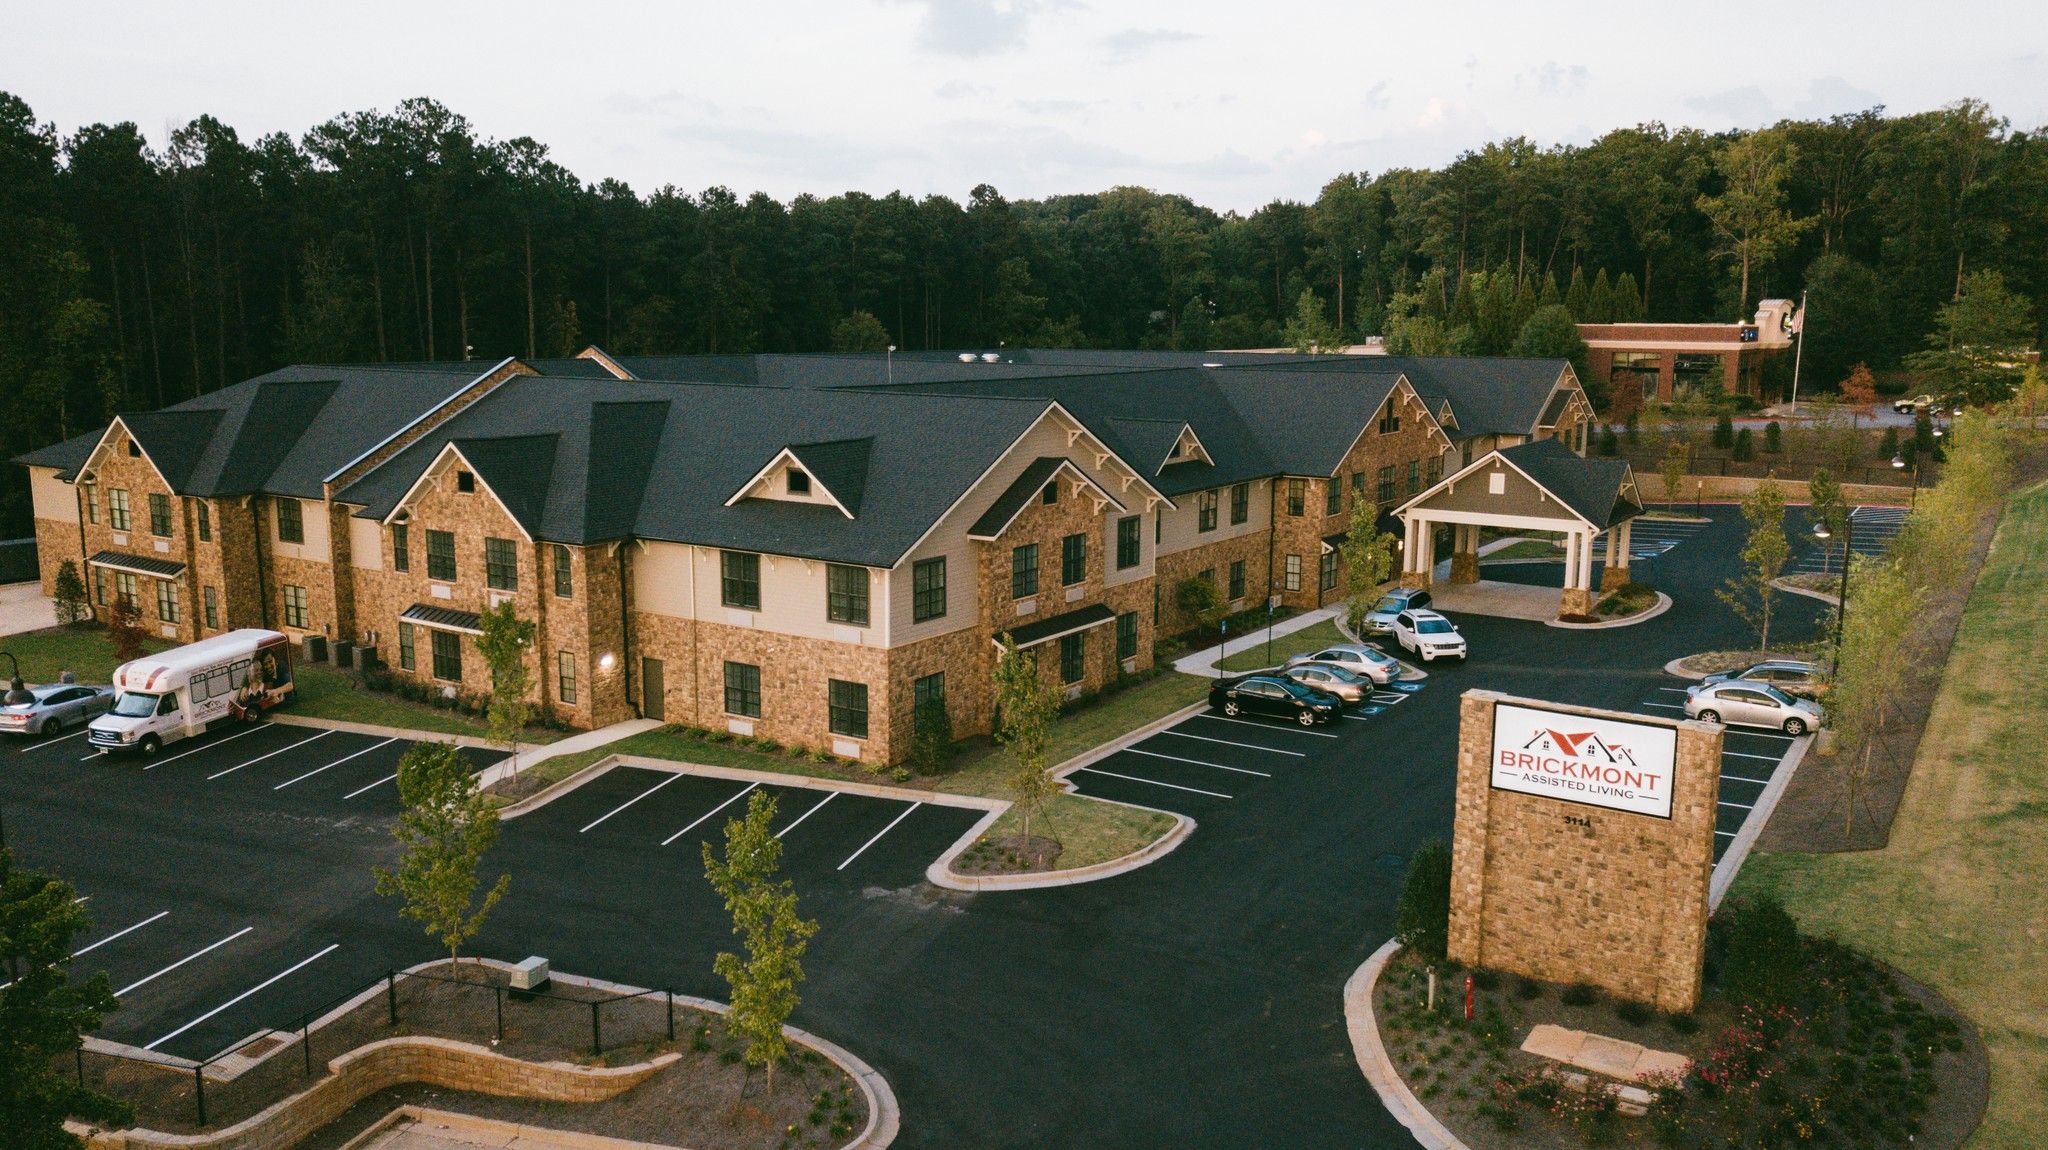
[1684,681,1824,737]
[1282,643,1402,685]
[0,683,117,737]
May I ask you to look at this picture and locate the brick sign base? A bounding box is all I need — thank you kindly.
[1446,690,1722,1014]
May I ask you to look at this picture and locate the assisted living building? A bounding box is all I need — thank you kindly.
[18,348,1592,764]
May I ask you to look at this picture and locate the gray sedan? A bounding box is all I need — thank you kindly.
[0,683,117,737]
[1684,681,1824,736]
[1281,643,1402,685]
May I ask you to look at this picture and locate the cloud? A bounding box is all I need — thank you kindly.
[1686,85,1777,125]
[894,0,1069,58]
[935,79,992,100]
[1516,62,1588,95]
[1101,27,1199,62]
[1014,97,1095,116]
[1362,81,1390,112]
[1789,75,1885,119]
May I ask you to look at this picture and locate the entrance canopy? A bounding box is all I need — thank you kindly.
[1393,439,1643,614]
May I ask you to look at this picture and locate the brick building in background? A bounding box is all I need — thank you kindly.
[17,347,1594,765]
[1580,298,1801,418]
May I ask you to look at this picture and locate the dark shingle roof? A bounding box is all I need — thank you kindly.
[13,429,104,477]
[117,410,225,489]
[968,457,1064,539]
[787,439,874,516]
[1207,367,1408,476]
[454,435,560,536]
[1498,438,1640,530]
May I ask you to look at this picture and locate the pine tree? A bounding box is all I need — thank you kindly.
[1612,272,1645,321]
[1588,268,1616,323]
[51,560,87,626]
[1564,266,1591,321]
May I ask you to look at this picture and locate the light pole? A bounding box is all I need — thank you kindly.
[1,652,32,706]
[1892,453,1920,510]
[886,345,896,385]
[1787,289,1808,415]
[1810,518,1851,671]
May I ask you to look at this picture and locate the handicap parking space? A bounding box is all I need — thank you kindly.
[1789,504,1906,574]
[1625,517,1709,562]
[1633,686,1798,863]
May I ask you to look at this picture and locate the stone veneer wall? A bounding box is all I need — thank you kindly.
[1154,530,1272,636]
[33,514,80,599]
[73,432,199,642]
[1446,690,1721,1014]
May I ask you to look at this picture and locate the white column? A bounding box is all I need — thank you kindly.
[1568,531,1587,589]
[1579,533,1596,590]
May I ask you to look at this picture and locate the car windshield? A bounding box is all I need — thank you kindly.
[1361,650,1397,666]
[1371,596,1405,613]
[110,691,161,718]
[1417,619,1455,635]
[1758,685,1799,706]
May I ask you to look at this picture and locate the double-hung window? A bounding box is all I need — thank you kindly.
[1286,479,1305,516]
[1197,490,1218,532]
[485,537,518,591]
[1116,612,1138,660]
[1059,632,1085,683]
[1116,517,1141,570]
[203,586,219,630]
[197,501,211,542]
[1228,560,1246,601]
[156,579,179,623]
[557,651,578,704]
[1230,483,1249,525]
[397,622,416,670]
[828,679,868,738]
[149,493,172,537]
[1408,459,1422,495]
[392,524,410,572]
[1325,482,1341,516]
[913,672,946,728]
[430,630,462,681]
[912,557,947,622]
[114,571,137,610]
[1011,544,1039,599]
[1320,550,1339,592]
[108,489,131,531]
[826,564,869,626]
[276,498,304,544]
[721,551,760,610]
[724,662,762,717]
[553,544,573,597]
[281,584,308,629]
[1061,533,1086,586]
[426,530,456,581]
[1377,466,1396,504]
[1284,554,1302,592]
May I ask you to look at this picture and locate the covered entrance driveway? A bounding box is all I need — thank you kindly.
[1393,438,1643,618]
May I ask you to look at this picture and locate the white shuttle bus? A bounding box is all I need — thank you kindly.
[88,628,296,757]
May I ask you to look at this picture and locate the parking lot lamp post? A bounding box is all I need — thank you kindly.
[1,651,32,705]
[1811,520,1851,670]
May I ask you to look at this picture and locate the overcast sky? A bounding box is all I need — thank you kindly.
[8,1,2046,213]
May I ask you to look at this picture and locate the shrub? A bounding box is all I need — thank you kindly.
[1764,421,1782,452]
[1712,411,1735,449]
[1561,983,1599,1006]
[908,705,954,775]
[1597,425,1619,456]
[1716,896,1805,1005]
[1665,1012,1701,1035]
[52,559,89,625]
[1615,999,1652,1026]
[1470,969,1498,991]
[1732,427,1754,461]
[1878,426,1900,459]
[1624,411,1640,445]
[1515,978,1543,1000]
[1393,840,1453,962]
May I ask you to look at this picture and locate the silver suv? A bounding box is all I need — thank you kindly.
[1362,588,1432,634]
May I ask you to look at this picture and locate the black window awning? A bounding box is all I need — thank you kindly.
[88,550,186,579]
[400,603,483,635]
[996,602,1117,649]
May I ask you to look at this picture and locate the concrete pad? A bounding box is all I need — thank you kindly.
[1634,1048,1693,1079]
[0,582,57,638]
[1425,579,1559,622]
[1520,1023,1584,1063]
[1574,1033,1646,1080]
[1520,1024,1694,1083]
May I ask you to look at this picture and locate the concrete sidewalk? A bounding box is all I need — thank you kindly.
[0,581,56,638]
[1171,605,1343,677]
[473,718,664,788]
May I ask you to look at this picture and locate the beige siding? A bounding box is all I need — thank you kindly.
[30,467,77,523]
[348,515,384,571]
[270,498,332,563]
[889,412,1151,647]
[1157,477,1271,556]
[634,541,886,647]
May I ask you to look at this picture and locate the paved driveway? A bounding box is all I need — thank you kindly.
[0,505,1824,1148]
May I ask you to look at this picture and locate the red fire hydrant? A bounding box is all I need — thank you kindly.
[1464,974,1475,1021]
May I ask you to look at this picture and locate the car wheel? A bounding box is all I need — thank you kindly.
[1783,717,1808,737]
[1223,701,1242,717]
[1696,709,1720,724]
[138,734,163,757]
[1297,709,1318,727]
[41,718,61,737]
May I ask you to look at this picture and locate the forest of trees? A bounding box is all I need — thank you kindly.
[3,91,2045,535]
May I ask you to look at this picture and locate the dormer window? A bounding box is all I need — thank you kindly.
[1042,482,1058,505]
[787,469,812,495]
[456,470,476,493]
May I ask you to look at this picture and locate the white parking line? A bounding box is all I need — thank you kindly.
[775,792,836,839]
[1157,729,1305,757]
[40,729,89,745]
[1721,774,1772,786]
[1718,800,1754,810]
[78,751,100,761]
[1655,687,1690,694]
[342,772,398,800]
[580,770,686,833]
[273,738,399,790]
[1074,767,1231,799]
[1641,702,1684,710]
[114,927,254,998]
[143,723,269,770]
[1728,730,1795,742]
[838,802,922,871]
[206,729,335,780]
[1191,713,1341,738]
[74,910,171,957]
[663,782,759,846]
[145,943,340,1051]
[1124,748,1272,778]
[1723,750,1781,762]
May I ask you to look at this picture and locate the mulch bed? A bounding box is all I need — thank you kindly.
[76,962,863,1150]
[1761,443,2048,853]
[1373,932,1986,1150]
[952,833,1061,875]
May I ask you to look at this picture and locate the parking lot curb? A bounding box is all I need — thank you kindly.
[1345,940,1473,1150]
[1771,577,1842,606]
[1709,731,1814,911]
[1545,591,1673,630]
[494,756,631,819]
[268,712,505,751]
[605,754,1004,811]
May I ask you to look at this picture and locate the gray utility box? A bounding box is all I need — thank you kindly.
[509,956,551,997]
[333,641,354,669]
[301,635,328,664]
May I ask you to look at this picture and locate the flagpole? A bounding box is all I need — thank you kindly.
[1787,290,1808,415]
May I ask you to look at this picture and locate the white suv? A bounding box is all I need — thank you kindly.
[1391,610,1467,661]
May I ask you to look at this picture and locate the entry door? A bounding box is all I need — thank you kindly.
[641,658,665,721]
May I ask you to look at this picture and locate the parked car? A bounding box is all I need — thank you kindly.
[1208,674,1341,726]
[1279,662,1376,704]
[1282,643,1402,684]
[1362,588,1432,634]
[1892,394,1935,414]
[1390,610,1467,662]
[1684,680,1824,736]
[0,683,116,737]
[1700,659,1828,699]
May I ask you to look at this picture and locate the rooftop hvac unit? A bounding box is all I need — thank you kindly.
[957,353,976,363]
[981,352,1000,363]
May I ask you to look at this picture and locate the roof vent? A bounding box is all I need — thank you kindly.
[981,352,1000,363]
[1202,363,1224,368]
[958,353,977,363]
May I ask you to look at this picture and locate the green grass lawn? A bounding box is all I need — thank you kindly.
[1732,479,2048,1149]
[0,623,168,684]
[493,671,1209,867]
[1214,619,1349,672]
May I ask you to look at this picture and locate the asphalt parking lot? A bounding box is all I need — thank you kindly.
[0,504,1831,1148]
[1789,503,1908,575]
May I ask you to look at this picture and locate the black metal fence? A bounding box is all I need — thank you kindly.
[63,963,680,1133]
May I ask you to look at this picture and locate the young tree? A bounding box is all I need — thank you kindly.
[1826,558,1921,833]
[702,790,817,1095]
[1839,363,1878,407]
[1173,575,1226,634]
[105,599,146,663]
[1339,496,1397,638]
[0,850,132,1144]
[1716,480,1791,654]
[1807,469,1848,573]
[51,560,87,626]
[373,741,511,975]
[1508,303,1591,389]
[991,636,1061,843]
[1280,287,1342,353]
[1904,270,2037,405]
[1712,411,1735,449]
[475,602,536,761]
[1659,438,1689,506]
[829,310,890,353]
[1696,129,1812,318]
